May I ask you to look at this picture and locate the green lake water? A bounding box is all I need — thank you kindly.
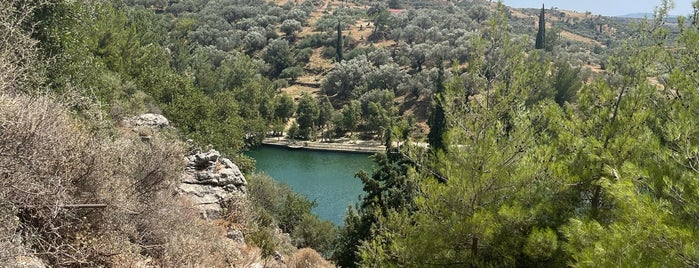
[246,146,374,225]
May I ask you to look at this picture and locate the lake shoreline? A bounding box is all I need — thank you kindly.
[262,137,385,154]
[247,146,373,225]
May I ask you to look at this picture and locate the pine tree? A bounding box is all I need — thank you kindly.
[535,4,546,49]
[358,6,556,265]
[336,150,416,268]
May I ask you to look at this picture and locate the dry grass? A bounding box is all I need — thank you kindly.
[347,18,372,46]
[306,48,334,72]
[370,39,397,48]
[508,8,534,20]
[297,0,329,38]
[286,248,335,268]
[282,85,319,100]
[559,30,603,46]
[289,47,330,99]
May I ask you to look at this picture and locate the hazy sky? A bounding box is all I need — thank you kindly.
[500,0,695,16]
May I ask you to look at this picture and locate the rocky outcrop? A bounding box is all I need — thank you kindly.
[122,113,170,129]
[121,113,171,142]
[178,149,247,219]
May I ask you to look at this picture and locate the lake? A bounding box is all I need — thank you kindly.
[246,146,374,225]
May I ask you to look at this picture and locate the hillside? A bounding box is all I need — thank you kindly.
[0,1,336,266]
[119,0,649,144]
[4,0,698,267]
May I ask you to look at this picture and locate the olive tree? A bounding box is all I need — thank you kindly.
[296,92,320,139]
[281,19,302,37]
[263,39,294,78]
[320,56,372,98]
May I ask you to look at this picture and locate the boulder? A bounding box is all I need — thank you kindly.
[218,166,247,186]
[191,149,221,168]
[178,148,247,220]
[123,113,170,129]
[227,229,245,244]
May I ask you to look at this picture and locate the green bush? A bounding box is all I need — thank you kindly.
[247,173,337,256]
[295,47,314,64]
[281,66,304,81]
[298,33,328,48]
[321,46,337,59]
[291,214,337,257]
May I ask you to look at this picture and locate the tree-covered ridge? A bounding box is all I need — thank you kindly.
[120,0,499,142]
[117,0,619,145]
[101,0,674,149]
[32,0,288,158]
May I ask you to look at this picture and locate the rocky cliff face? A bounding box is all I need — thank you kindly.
[178,149,248,219]
[123,113,248,219]
[119,114,330,267]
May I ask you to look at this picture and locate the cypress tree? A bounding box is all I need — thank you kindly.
[336,20,343,62]
[428,61,447,152]
[535,4,546,49]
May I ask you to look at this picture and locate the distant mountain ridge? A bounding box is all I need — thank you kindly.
[617,12,680,19]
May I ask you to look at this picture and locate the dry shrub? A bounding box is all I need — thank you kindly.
[1,2,88,263]
[134,196,240,267]
[87,131,190,265]
[0,95,102,266]
[238,245,265,267]
[0,1,247,266]
[0,94,244,266]
[286,248,335,268]
[0,95,94,210]
[224,192,256,231]
[0,0,48,94]
[0,204,22,263]
[77,114,242,267]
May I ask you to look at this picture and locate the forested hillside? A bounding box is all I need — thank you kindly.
[2,0,699,266]
[0,0,333,266]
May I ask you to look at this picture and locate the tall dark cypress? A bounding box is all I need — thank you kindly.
[535,4,546,49]
[693,2,699,27]
[336,20,343,62]
[428,61,447,152]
